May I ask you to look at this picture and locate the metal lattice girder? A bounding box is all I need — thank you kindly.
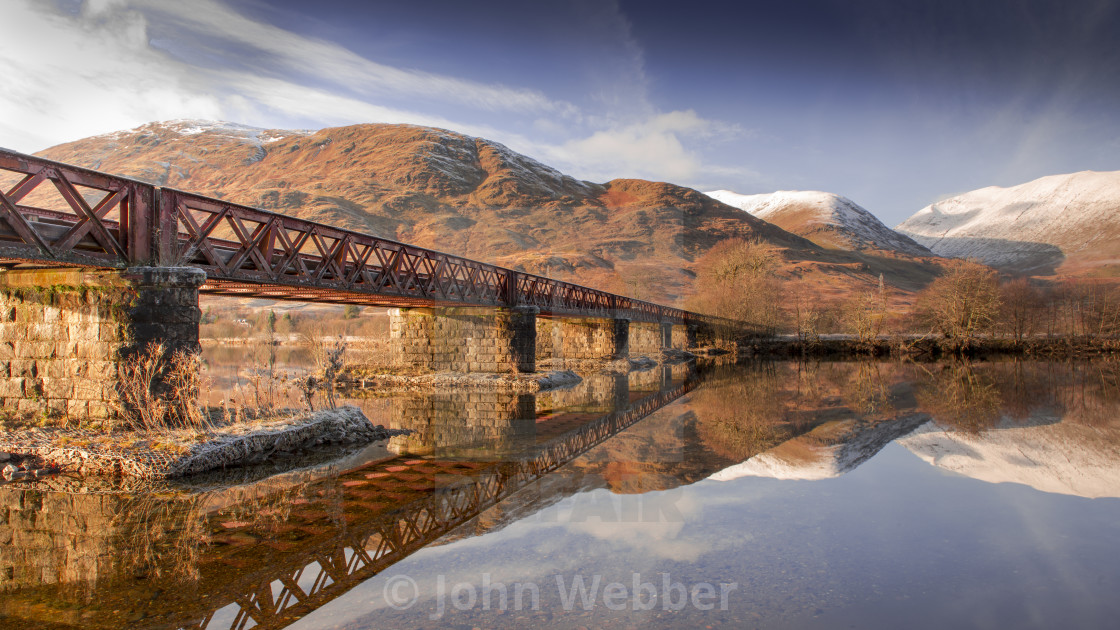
[0,148,752,329]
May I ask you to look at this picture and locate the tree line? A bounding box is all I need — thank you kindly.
[686,239,1120,346]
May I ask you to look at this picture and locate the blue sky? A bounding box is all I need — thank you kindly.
[1,0,1118,224]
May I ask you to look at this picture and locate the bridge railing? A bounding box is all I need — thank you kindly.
[0,149,155,267]
[0,148,746,327]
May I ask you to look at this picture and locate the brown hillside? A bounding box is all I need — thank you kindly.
[35,120,943,305]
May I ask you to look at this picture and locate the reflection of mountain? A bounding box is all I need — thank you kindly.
[709,413,930,481]
[898,418,1120,499]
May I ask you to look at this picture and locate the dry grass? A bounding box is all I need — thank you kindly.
[109,343,217,434]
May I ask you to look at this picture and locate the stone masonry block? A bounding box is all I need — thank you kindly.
[0,378,25,398]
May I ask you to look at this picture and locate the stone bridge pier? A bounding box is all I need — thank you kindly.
[391,307,697,374]
[537,316,630,362]
[389,306,539,373]
[0,267,204,420]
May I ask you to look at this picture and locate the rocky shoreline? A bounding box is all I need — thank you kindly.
[339,350,697,394]
[339,368,584,393]
[0,406,407,480]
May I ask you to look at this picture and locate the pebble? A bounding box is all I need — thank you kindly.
[1,463,16,479]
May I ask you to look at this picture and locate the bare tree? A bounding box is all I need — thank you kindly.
[915,260,1001,345]
[998,277,1041,342]
[842,276,889,344]
[687,238,786,335]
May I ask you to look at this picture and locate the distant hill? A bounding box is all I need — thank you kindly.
[705,189,932,257]
[36,120,945,304]
[896,171,1120,278]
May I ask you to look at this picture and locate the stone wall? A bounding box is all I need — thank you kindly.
[535,318,558,360]
[389,306,537,374]
[628,322,663,358]
[0,267,204,420]
[671,324,694,350]
[554,317,629,360]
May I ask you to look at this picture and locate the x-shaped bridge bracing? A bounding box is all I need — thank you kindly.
[0,149,743,327]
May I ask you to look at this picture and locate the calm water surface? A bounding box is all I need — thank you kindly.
[2,358,1119,629]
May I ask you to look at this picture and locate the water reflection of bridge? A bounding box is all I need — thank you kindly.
[0,365,695,630]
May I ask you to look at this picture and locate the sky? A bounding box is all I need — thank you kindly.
[1,0,1118,225]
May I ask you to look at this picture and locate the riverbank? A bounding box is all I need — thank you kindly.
[0,406,407,480]
[738,335,1120,359]
[338,368,583,393]
[339,350,697,393]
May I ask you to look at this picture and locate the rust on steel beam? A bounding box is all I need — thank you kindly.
[0,148,750,329]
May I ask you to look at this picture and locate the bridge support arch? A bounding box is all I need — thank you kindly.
[0,267,204,420]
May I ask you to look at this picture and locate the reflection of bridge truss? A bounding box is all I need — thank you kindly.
[191,380,695,630]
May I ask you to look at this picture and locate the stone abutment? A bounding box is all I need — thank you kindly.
[0,267,204,420]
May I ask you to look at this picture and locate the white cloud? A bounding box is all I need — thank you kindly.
[135,0,572,116]
[0,0,752,193]
[536,110,752,185]
[0,0,573,152]
[0,1,224,151]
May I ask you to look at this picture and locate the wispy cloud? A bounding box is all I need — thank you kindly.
[0,0,572,151]
[535,111,755,186]
[132,0,573,116]
[0,0,747,192]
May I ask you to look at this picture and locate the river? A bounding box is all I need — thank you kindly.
[1,357,1119,629]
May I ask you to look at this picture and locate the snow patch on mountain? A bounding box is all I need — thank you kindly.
[897,418,1120,499]
[895,170,1120,271]
[705,189,931,256]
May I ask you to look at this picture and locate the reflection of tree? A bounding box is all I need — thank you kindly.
[692,364,788,461]
[694,361,919,461]
[845,361,895,417]
[916,363,1002,434]
[1060,361,1120,428]
[111,495,209,584]
[989,361,1057,422]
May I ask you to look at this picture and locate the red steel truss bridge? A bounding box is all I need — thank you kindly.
[0,149,732,325]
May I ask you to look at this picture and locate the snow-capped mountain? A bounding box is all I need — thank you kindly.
[705,189,933,257]
[35,119,944,303]
[896,170,1120,275]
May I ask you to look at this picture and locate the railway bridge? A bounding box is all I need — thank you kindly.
[0,149,740,418]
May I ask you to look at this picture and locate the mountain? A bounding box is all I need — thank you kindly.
[705,189,933,257]
[34,120,942,303]
[896,170,1120,277]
